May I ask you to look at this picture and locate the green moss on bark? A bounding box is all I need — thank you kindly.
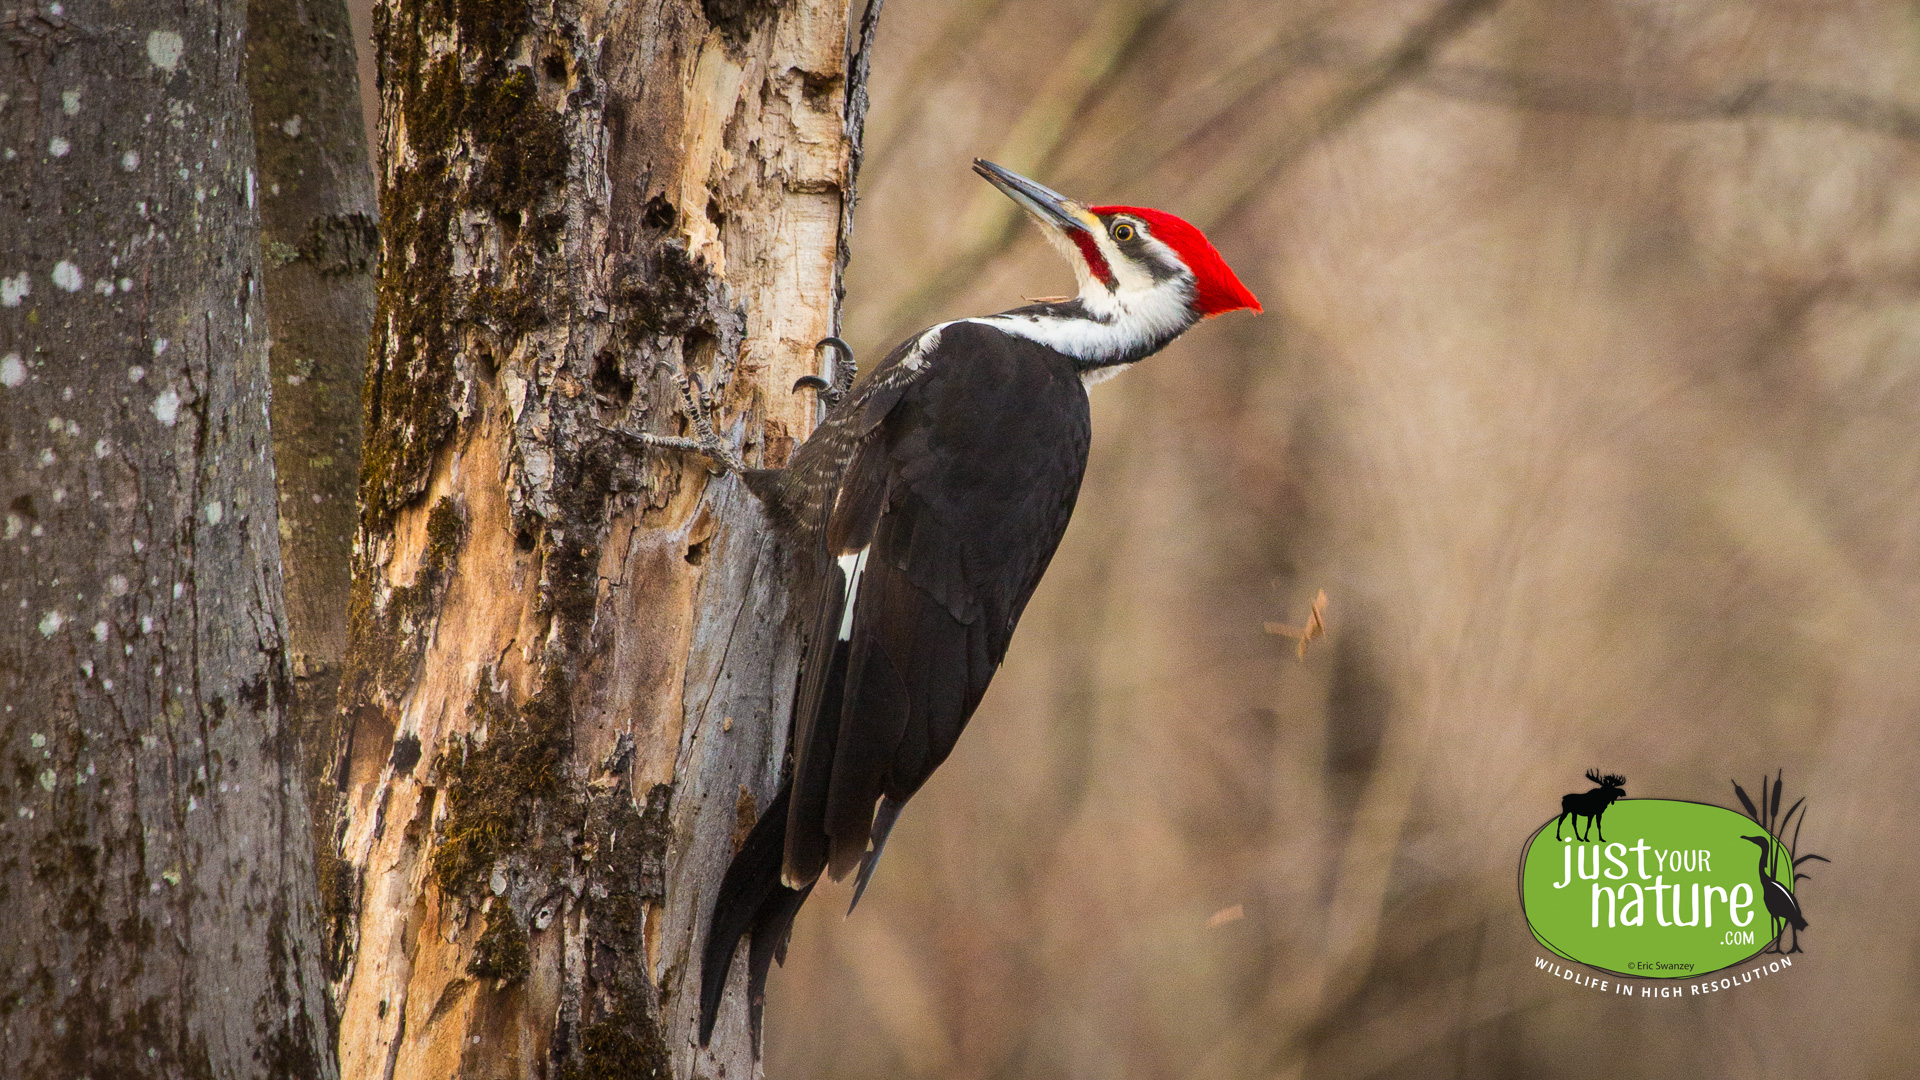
[431,674,568,892]
[561,1003,671,1080]
[539,783,674,1079]
[612,242,725,342]
[341,496,465,710]
[360,0,570,531]
[467,905,531,983]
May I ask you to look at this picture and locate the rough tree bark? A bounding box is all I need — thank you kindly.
[242,0,380,985]
[332,0,866,1076]
[0,2,336,1076]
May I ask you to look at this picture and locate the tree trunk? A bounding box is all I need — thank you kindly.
[333,0,861,1076]
[242,0,380,989]
[0,2,336,1076]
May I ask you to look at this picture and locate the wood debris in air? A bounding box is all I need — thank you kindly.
[1265,589,1328,660]
[1206,904,1245,929]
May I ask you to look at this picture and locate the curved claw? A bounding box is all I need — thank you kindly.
[814,336,854,365]
[801,336,858,408]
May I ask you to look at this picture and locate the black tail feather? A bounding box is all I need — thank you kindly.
[744,874,813,1056]
[848,795,905,914]
[784,578,852,890]
[700,782,811,1046]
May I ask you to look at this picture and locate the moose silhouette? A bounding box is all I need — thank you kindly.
[1554,770,1626,842]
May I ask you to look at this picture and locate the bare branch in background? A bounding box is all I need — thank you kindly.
[877,0,1176,339]
[1197,0,1502,229]
[1412,62,1920,144]
[1266,589,1329,661]
[860,0,1017,178]
[1090,0,1365,190]
[876,0,1501,338]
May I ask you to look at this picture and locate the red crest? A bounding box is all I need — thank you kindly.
[1092,205,1262,317]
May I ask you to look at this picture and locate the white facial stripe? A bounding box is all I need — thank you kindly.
[837,547,870,641]
[992,211,1200,367]
[972,273,1193,366]
[1135,230,1182,275]
[1092,218,1159,295]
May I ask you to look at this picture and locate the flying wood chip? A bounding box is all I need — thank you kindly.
[1264,589,1328,660]
[1206,904,1245,929]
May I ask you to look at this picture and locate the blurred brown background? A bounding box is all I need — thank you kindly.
[348,0,1920,1075]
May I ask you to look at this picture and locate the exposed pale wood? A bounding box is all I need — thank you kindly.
[335,0,862,1075]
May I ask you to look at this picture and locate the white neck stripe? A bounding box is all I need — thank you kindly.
[970,282,1194,368]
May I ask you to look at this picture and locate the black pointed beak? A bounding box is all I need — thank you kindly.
[973,159,1099,236]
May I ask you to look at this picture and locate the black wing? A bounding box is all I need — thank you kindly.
[782,321,1093,885]
[701,322,1091,1044]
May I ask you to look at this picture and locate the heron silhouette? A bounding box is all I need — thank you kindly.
[1741,834,1808,954]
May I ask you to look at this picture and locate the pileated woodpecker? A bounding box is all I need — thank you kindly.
[640,161,1260,1045]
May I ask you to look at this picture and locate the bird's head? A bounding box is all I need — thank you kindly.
[973,159,1261,324]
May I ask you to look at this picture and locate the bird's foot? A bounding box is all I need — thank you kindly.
[608,365,746,474]
[793,337,857,408]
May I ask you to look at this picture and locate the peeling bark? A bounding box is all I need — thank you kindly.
[0,2,335,1076]
[334,0,861,1076]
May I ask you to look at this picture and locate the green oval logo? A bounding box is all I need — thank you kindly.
[1519,799,1795,978]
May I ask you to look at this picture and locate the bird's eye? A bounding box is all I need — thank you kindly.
[1111,222,1136,242]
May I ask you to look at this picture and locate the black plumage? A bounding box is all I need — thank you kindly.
[799,321,1091,881]
[700,322,1091,1044]
[688,159,1261,1048]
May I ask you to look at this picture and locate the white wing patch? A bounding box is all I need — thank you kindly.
[837,547,871,641]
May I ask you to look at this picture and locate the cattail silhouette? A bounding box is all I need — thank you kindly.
[1732,772,1828,954]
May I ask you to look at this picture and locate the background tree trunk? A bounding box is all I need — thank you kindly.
[332,0,860,1077]
[243,0,380,988]
[0,2,335,1075]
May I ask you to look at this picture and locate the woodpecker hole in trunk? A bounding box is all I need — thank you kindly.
[592,349,634,407]
[643,195,676,231]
